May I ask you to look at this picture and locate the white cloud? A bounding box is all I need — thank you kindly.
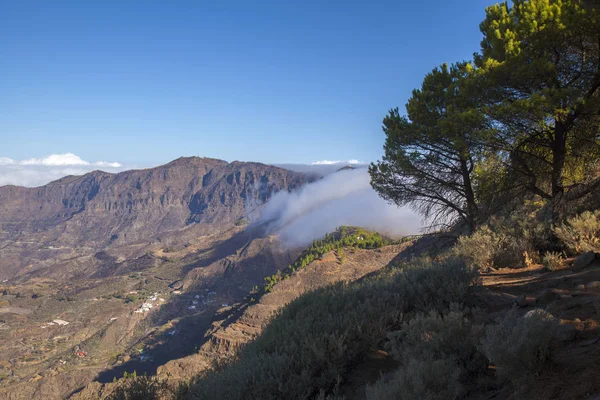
[21,153,90,166]
[94,161,123,168]
[312,159,361,165]
[0,157,15,166]
[16,153,122,168]
[0,153,125,187]
[257,168,422,247]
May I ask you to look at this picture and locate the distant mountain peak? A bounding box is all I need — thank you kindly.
[0,157,311,279]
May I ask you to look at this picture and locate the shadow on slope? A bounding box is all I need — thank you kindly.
[88,224,285,386]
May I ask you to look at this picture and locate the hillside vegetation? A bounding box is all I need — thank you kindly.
[260,226,391,293]
[108,0,600,398]
[181,256,477,400]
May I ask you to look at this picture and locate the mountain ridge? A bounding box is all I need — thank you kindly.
[0,156,310,280]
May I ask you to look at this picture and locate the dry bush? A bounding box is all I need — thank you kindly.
[365,357,462,400]
[366,305,486,400]
[480,309,558,383]
[454,226,500,271]
[455,208,551,270]
[107,375,173,400]
[385,305,486,377]
[542,251,565,271]
[398,257,480,313]
[554,210,600,254]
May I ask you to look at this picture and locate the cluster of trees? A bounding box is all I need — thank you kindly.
[370,0,600,232]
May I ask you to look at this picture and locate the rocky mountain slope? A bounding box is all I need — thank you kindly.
[0,157,308,280]
[71,239,411,398]
[0,157,315,399]
[0,159,415,400]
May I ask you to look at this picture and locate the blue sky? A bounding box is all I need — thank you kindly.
[1,0,496,167]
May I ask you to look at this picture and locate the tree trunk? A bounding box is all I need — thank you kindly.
[460,159,478,233]
[551,122,567,224]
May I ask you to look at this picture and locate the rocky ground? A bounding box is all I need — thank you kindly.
[337,256,600,400]
[470,261,600,400]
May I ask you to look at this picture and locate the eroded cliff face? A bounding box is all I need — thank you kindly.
[0,157,313,399]
[0,157,309,280]
[0,157,307,245]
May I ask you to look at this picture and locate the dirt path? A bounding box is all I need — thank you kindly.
[340,261,600,400]
[474,263,600,399]
[0,307,32,315]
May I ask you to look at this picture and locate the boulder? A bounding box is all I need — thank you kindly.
[536,289,562,305]
[573,251,597,271]
[586,281,600,289]
[473,290,518,308]
[517,294,537,308]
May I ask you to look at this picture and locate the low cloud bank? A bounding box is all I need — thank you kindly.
[311,159,361,165]
[257,168,422,247]
[0,153,124,187]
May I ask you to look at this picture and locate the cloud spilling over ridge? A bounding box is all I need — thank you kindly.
[257,168,422,247]
[0,153,124,187]
[275,161,368,177]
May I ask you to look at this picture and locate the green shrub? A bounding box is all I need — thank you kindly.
[368,305,486,400]
[554,210,600,254]
[542,251,565,271]
[337,248,346,265]
[385,305,486,377]
[480,309,558,383]
[234,218,249,226]
[399,257,479,313]
[454,226,500,271]
[125,294,139,303]
[181,257,479,400]
[455,211,550,270]
[366,357,462,400]
[107,375,173,400]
